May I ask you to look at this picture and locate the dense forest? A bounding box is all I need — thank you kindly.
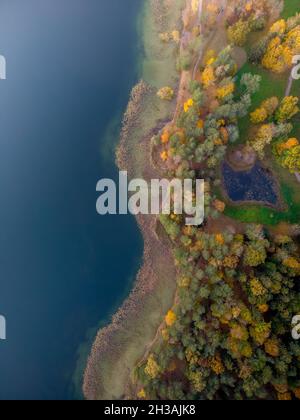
[134,0,300,400]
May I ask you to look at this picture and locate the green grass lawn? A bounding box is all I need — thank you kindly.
[236,63,288,145]
[223,182,300,226]
[281,0,300,19]
[220,1,300,226]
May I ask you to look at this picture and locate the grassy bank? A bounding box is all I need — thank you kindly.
[124,0,185,177]
[221,2,300,226]
[83,0,185,400]
[281,0,299,19]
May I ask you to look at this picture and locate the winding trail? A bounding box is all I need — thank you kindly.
[192,0,227,80]
[174,0,227,121]
[192,0,205,80]
[136,0,229,377]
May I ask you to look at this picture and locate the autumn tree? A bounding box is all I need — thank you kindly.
[171,30,180,44]
[262,36,285,73]
[275,96,300,123]
[270,19,286,35]
[159,32,171,43]
[250,123,274,158]
[250,96,279,123]
[157,87,175,101]
[262,18,300,73]
[165,310,177,326]
[250,107,268,124]
[144,354,161,379]
[216,82,235,101]
[201,65,216,89]
[227,19,251,46]
[275,138,299,155]
[279,145,300,173]
[261,96,279,116]
[240,73,261,95]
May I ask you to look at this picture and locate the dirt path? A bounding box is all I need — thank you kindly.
[192,0,227,79]
[136,0,230,376]
[192,0,206,80]
[174,0,228,121]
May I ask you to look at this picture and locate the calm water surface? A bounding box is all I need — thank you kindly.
[0,0,142,400]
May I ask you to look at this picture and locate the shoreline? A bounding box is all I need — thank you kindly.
[83,0,185,400]
[83,0,300,401]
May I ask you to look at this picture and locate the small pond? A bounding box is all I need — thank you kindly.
[222,161,280,207]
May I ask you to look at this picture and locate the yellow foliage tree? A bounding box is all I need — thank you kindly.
[161,328,169,341]
[274,383,289,394]
[160,151,168,162]
[250,322,271,345]
[283,257,300,270]
[171,30,180,44]
[294,389,300,399]
[250,107,268,124]
[265,338,280,357]
[276,96,300,122]
[197,119,204,129]
[250,123,274,158]
[215,234,225,245]
[189,370,206,393]
[201,66,215,89]
[210,355,225,375]
[250,97,279,124]
[258,304,269,313]
[280,145,300,173]
[263,22,300,73]
[250,278,266,297]
[144,354,161,379]
[262,37,286,73]
[270,19,286,35]
[159,32,171,43]
[137,388,146,399]
[278,392,292,401]
[157,87,174,101]
[216,83,235,100]
[161,130,170,144]
[261,97,279,116]
[184,98,194,112]
[276,138,299,154]
[191,0,199,14]
[165,310,177,326]
[223,255,239,269]
[227,19,251,46]
[204,49,216,66]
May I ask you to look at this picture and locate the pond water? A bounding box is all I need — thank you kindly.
[222,161,279,207]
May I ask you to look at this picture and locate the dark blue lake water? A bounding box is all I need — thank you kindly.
[0,0,142,400]
[222,162,279,206]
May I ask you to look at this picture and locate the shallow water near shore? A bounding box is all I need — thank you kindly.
[0,0,142,400]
